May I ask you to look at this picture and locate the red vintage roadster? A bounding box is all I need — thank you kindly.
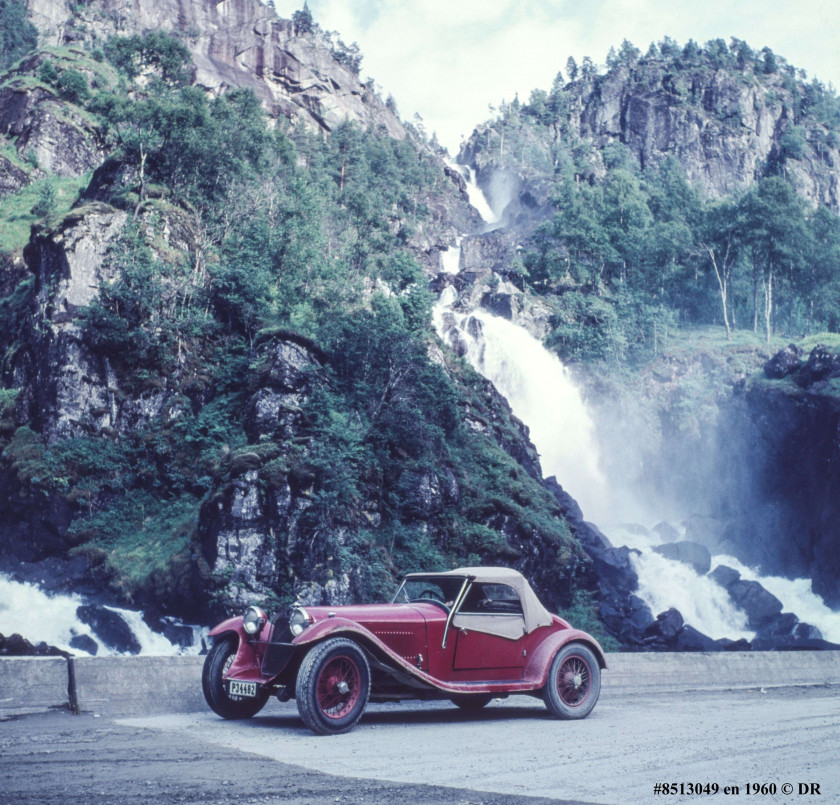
[202,567,606,734]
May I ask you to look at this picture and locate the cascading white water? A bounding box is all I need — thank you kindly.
[435,166,840,643]
[446,160,500,226]
[438,307,608,520]
[0,572,204,655]
[440,238,462,275]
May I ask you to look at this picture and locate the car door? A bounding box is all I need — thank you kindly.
[451,583,526,678]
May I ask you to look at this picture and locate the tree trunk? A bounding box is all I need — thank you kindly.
[764,270,773,343]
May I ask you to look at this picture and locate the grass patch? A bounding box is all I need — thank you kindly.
[0,173,91,252]
[69,492,200,602]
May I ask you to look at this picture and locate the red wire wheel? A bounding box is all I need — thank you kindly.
[296,638,371,734]
[316,654,362,718]
[556,653,592,707]
[543,643,601,719]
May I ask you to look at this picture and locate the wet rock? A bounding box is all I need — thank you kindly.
[764,344,803,379]
[0,632,70,657]
[653,541,711,575]
[708,564,741,590]
[726,580,783,629]
[793,344,840,388]
[645,608,684,640]
[69,633,98,655]
[625,595,655,632]
[142,612,196,648]
[755,611,799,638]
[76,605,141,654]
[481,290,518,320]
[794,622,823,641]
[676,625,720,652]
[716,638,752,651]
[652,521,681,542]
[589,545,639,596]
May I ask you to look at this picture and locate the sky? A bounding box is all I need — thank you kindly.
[273,0,840,154]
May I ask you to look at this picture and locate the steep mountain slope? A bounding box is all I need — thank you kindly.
[27,0,404,138]
[0,3,601,637]
[461,39,840,216]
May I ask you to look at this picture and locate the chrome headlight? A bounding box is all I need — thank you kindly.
[289,606,311,636]
[243,605,267,636]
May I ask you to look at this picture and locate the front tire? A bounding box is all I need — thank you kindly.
[202,636,269,720]
[543,643,601,720]
[295,638,370,735]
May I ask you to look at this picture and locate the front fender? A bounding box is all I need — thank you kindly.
[292,616,384,648]
[525,630,607,688]
[209,616,247,642]
[208,616,268,683]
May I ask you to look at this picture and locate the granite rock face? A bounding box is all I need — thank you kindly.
[28,0,404,139]
[461,61,840,215]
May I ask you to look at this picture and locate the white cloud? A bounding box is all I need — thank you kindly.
[274,0,840,153]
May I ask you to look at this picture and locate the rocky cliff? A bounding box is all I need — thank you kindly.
[460,44,840,221]
[710,344,840,608]
[27,0,404,139]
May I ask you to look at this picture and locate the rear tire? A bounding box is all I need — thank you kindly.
[543,643,600,720]
[450,693,493,711]
[202,636,269,719]
[295,638,370,735]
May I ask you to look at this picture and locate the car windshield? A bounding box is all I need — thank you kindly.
[392,575,466,606]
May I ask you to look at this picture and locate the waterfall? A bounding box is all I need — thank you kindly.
[0,572,205,656]
[446,160,501,227]
[435,167,840,644]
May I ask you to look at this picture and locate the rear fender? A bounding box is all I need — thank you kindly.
[525,630,607,688]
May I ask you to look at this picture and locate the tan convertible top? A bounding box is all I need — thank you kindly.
[433,566,554,635]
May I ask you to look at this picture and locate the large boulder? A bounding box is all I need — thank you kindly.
[794,344,840,388]
[653,541,712,575]
[75,605,141,654]
[645,607,684,641]
[708,564,741,590]
[726,580,783,629]
[676,625,721,652]
[763,344,803,379]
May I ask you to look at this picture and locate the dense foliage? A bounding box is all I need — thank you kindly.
[0,32,588,620]
[470,37,840,363]
[0,0,38,69]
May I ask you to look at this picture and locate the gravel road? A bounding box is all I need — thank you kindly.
[2,686,838,804]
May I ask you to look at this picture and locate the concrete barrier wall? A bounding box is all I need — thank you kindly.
[0,656,69,717]
[1,651,839,718]
[72,655,205,717]
[603,651,840,696]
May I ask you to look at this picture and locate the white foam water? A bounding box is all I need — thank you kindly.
[712,556,840,643]
[0,573,204,656]
[440,238,462,275]
[446,160,500,225]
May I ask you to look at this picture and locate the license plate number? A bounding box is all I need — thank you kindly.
[228,679,257,698]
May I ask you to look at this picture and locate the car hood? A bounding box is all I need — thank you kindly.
[304,602,444,626]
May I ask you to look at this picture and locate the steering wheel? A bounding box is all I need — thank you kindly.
[411,589,450,613]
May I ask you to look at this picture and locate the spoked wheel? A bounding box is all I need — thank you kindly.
[202,636,269,719]
[295,638,370,735]
[543,643,601,719]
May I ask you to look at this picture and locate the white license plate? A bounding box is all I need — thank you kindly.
[228,679,257,698]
